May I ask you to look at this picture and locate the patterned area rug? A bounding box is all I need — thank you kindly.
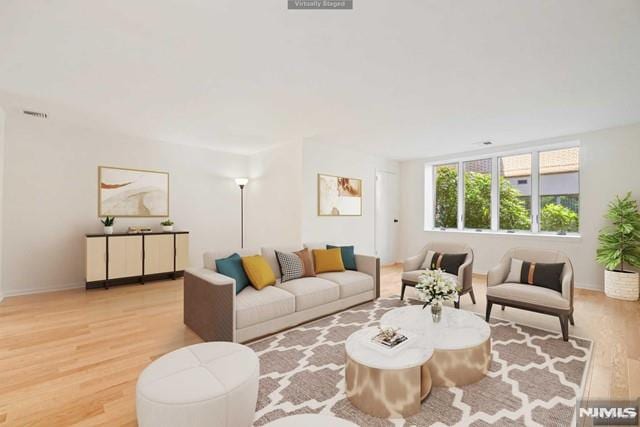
[248,297,592,427]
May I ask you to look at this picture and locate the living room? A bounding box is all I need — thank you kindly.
[0,1,639,426]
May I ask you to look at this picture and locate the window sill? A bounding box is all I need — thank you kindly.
[425,228,581,241]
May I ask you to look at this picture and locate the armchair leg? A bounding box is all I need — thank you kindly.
[454,298,460,309]
[569,313,575,326]
[559,315,569,341]
[485,301,493,322]
[501,305,505,311]
[469,289,476,305]
[400,282,406,300]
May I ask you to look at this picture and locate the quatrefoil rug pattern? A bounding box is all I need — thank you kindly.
[249,297,592,427]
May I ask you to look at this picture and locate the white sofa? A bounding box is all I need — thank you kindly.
[184,243,380,343]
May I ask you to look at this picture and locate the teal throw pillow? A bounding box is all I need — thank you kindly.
[327,245,357,271]
[215,253,250,294]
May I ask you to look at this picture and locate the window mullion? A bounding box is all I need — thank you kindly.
[531,151,540,233]
[457,161,464,230]
[491,156,499,231]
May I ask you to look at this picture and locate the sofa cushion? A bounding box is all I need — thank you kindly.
[420,251,467,276]
[505,258,565,293]
[241,255,276,290]
[313,248,345,273]
[236,286,295,329]
[317,270,373,298]
[275,251,305,282]
[487,283,570,310]
[327,245,357,271]
[204,248,259,271]
[402,270,457,284]
[261,246,302,279]
[215,253,250,294]
[276,277,340,311]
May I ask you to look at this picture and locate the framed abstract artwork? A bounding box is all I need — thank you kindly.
[98,166,169,217]
[317,173,362,216]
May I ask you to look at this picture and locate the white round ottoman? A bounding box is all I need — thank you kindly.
[265,414,358,426]
[136,342,259,427]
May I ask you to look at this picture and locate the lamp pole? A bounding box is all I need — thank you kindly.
[235,178,248,248]
[240,183,245,248]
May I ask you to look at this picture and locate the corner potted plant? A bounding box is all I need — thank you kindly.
[415,269,460,323]
[596,192,640,301]
[161,219,174,232]
[101,216,115,234]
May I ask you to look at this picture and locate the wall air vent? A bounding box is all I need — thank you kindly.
[23,110,48,119]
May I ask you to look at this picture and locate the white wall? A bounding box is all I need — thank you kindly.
[245,143,303,248]
[399,123,640,290]
[1,112,248,296]
[302,140,399,256]
[0,107,5,301]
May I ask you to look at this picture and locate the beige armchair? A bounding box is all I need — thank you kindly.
[401,242,474,308]
[486,248,574,341]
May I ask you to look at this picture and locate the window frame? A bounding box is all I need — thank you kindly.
[426,141,580,236]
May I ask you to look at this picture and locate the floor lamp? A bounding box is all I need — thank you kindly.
[235,178,248,248]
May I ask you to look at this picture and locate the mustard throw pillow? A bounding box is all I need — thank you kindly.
[241,255,276,290]
[313,248,345,274]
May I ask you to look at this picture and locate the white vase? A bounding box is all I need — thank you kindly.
[104,226,114,235]
[604,269,639,301]
[162,225,174,232]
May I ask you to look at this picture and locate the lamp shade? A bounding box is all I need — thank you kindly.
[235,178,249,187]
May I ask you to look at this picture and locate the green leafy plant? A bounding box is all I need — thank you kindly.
[596,192,640,272]
[540,203,578,234]
[435,168,531,230]
[161,219,174,226]
[100,216,115,226]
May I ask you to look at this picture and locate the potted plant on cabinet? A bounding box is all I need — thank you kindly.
[596,192,640,301]
[101,216,115,235]
[161,219,174,232]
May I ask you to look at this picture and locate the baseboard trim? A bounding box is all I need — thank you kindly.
[3,282,85,298]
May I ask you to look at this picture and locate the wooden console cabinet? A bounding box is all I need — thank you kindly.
[85,231,189,289]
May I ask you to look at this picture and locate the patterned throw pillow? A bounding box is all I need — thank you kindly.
[276,251,305,282]
[506,258,565,293]
[420,250,467,276]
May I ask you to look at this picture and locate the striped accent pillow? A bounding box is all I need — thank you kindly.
[506,258,565,293]
[275,251,305,282]
[420,251,467,276]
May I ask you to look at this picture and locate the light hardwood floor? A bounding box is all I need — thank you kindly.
[0,266,638,426]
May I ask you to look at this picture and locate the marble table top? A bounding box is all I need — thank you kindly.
[345,326,434,370]
[379,305,491,351]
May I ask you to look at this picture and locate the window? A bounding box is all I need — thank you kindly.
[433,163,458,229]
[427,144,580,235]
[539,147,580,234]
[499,153,532,231]
[463,158,491,230]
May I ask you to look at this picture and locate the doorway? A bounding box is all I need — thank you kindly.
[375,170,400,265]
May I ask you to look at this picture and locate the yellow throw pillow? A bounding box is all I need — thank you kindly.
[313,248,345,274]
[241,255,276,290]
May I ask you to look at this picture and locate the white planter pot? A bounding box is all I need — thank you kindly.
[104,226,114,235]
[162,225,174,232]
[604,269,639,301]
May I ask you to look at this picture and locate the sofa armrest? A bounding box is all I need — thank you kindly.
[457,258,473,292]
[355,254,380,298]
[403,254,424,272]
[561,270,573,304]
[183,268,236,342]
[487,261,509,287]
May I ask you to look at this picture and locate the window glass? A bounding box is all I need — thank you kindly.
[463,158,492,229]
[499,153,532,231]
[434,163,458,229]
[539,147,580,233]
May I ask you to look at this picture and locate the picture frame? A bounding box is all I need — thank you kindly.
[317,173,362,216]
[98,166,169,217]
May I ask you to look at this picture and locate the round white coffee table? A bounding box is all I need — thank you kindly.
[380,305,491,387]
[345,326,434,418]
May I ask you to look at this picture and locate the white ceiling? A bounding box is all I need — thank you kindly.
[0,0,639,159]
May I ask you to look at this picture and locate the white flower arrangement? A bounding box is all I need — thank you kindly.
[415,269,459,307]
